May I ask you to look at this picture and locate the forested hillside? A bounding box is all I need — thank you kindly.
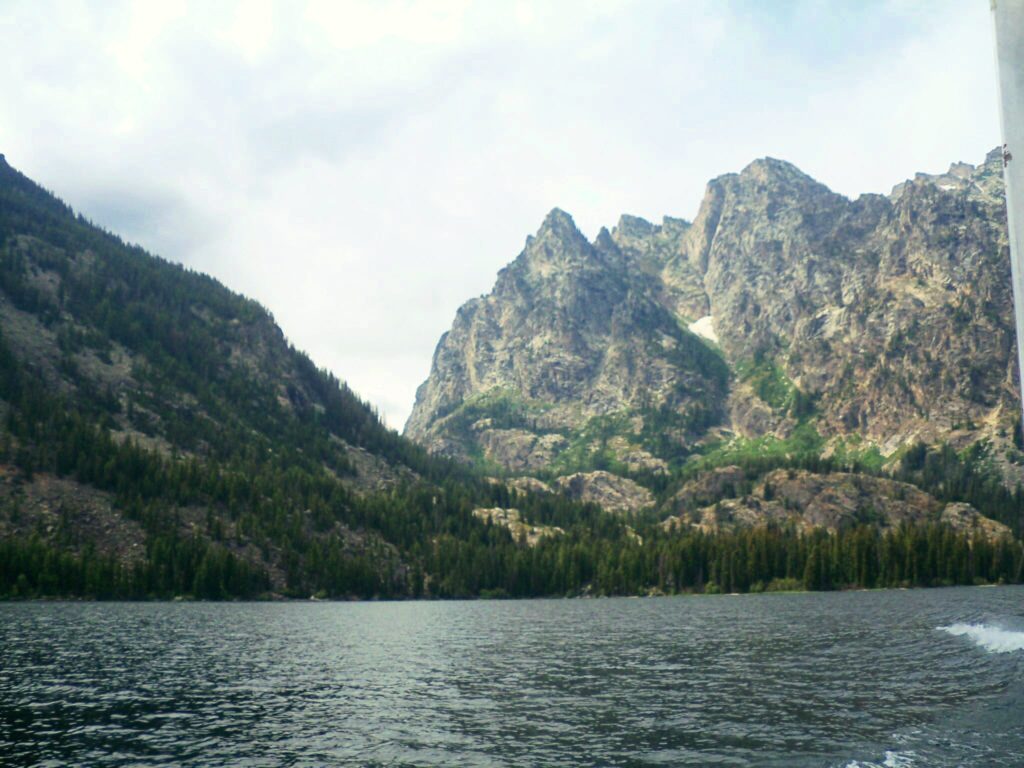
[0,153,619,598]
[1,153,1022,600]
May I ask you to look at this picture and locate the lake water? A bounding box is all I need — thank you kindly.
[2,587,1023,767]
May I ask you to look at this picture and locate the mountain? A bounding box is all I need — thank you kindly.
[1,152,1020,600]
[407,150,1024,534]
[0,154,633,600]
[691,152,1013,451]
[404,208,728,476]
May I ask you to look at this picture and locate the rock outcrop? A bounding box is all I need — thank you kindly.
[406,150,1022,515]
[554,471,654,515]
[472,507,564,547]
[686,150,1014,451]
[662,469,1012,540]
[404,208,730,471]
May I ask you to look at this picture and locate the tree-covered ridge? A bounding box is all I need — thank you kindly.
[0,157,435,474]
[0,155,639,598]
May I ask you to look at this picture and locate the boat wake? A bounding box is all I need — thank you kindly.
[939,623,1024,654]
[844,749,917,768]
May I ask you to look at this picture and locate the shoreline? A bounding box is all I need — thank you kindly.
[2,581,1019,605]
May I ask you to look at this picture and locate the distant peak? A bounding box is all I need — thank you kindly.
[528,207,587,245]
[661,215,690,234]
[542,207,577,230]
[594,226,616,250]
[889,148,1003,200]
[614,214,656,239]
[731,156,839,201]
[740,156,811,181]
[947,161,974,179]
[520,207,589,257]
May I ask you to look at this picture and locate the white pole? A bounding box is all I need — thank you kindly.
[993,0,1024,434]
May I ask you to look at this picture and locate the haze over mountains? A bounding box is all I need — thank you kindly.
[0,149,1022,600]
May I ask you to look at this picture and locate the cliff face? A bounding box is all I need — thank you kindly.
[406,150,1021,507]
[662,468,1012,542]
[405,208,729,475]
[692,151,1014,451]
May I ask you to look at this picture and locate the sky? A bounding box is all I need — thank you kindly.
[0,0,1002,429]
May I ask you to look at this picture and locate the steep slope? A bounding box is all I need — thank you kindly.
[0,155,637,599]
[405,209,729,478]
[407,150,1024,531]
[688,151,1015,452]
[0,154,448,596]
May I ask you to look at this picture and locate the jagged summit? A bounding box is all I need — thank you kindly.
[407,149,1020,501]
[732,157,840,203]
[534,207,581,239]
[594,226,616,250]
[404,193,729,456]
[540,206,576,229]
[889,148,1004,201]
[697,157,817,191]
[740,155,810,178]
[614,214,657,238]
[521,207,589,258]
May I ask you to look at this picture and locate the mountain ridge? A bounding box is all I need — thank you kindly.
[0,153,615,599]
[1,151,1021,600]
[406,149,1024,525]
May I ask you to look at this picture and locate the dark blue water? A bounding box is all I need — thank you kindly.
[2,587,1023,767]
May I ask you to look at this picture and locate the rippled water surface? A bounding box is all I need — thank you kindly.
[2,587,1023,767]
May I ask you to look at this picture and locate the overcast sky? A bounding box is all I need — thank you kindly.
[0,0,1002,429]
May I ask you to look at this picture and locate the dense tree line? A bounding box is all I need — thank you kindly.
[894,440,1024,536]
[4,520,1021,600]
[0,536,269,599]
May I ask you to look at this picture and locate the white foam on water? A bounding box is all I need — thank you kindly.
[939,623,1024,654]
[844,749,917,768]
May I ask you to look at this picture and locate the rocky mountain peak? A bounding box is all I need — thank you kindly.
[610,212,690,271]
[733,157,840,207]
[947,161,975,179]
[890,148,1005,201]
[514,207,593,273]
[593,226,618,255]
[740,156,811,181]
[533,207,585,243]
[408,148,1022,511]
[404,195,730,460]
[614,214,658,239]
[661,215,690,236]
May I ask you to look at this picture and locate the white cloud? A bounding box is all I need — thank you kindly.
[0,0,1000,429]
